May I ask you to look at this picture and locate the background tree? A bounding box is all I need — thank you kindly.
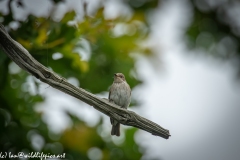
[0,0,159,159]
[186,0,240,77]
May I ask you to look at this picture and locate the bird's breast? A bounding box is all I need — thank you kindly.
[109,82,131,108]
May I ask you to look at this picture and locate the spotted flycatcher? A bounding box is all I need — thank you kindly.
[109,73,131,136]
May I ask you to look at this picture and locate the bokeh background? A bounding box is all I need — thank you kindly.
[1,0,240,160]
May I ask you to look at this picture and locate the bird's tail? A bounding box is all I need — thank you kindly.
[111,123,120,136]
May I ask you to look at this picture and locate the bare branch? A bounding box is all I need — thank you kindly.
[0,23,170,139]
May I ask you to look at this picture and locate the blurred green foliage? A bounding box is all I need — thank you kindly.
[186,0,240,77]
[0,0,158,159]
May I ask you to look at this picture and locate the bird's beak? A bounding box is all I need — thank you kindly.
[114,73,117,76]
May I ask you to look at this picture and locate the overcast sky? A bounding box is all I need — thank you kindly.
[1,0,240,160]
[134,1,240,160]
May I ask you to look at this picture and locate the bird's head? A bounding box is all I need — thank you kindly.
[114,73,126,83]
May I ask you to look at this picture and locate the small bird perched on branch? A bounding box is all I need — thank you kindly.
[109,73,131,136]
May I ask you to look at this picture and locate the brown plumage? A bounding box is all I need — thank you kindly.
[109,73,131,136]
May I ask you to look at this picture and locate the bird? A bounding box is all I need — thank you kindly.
[108,73,131,136]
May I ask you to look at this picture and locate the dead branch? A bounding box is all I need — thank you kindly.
[0,23,170,139]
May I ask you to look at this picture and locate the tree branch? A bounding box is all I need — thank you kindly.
[0,23,171,139]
